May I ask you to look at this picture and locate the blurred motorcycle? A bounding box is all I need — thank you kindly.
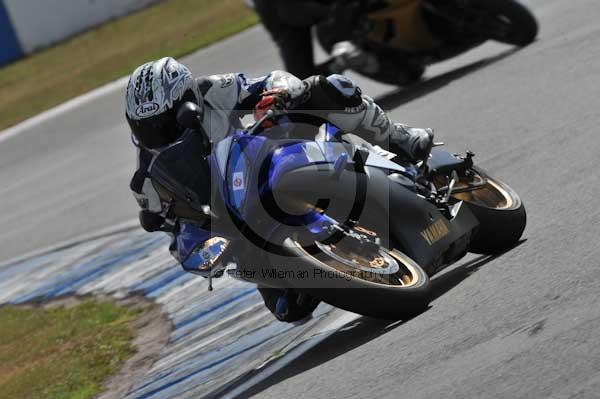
[250,0,539,84]
[322,0,538,83]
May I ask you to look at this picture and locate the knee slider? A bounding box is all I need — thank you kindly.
[322,74,363,108]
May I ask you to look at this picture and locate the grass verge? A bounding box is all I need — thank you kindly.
[0,299,141,399]
[0,0,259,132]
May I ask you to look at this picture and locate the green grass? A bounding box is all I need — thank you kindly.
[0,0,259,131]
[0,300,142,399]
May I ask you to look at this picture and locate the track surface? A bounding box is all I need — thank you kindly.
[0,227,355,398]
[2,0,600,397]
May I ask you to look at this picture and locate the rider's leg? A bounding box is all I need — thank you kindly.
[302,74,433,161]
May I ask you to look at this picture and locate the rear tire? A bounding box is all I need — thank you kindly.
[453,168,526,254]
[467,199,526,254]
[473,0,539,46]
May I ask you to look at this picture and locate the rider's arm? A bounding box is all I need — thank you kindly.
[198,71,307,113]
[199,70,394,142]
[195,71,307,141]
[130,147,220,276]
[205,70,398,148]
[201,71,406,151]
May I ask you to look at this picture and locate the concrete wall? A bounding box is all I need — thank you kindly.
[0,0,160,66]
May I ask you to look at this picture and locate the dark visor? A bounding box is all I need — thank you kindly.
[127,109,182,149]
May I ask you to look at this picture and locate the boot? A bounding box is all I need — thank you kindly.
[390,123,434,162]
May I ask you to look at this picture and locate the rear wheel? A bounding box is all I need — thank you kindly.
[427,0,538,46]
[464,0,538,46]
[450,167,526,254]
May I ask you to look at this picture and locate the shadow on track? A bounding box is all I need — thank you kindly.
[220,240,526,398]
[375,48,521,110]
[429,239,527,301]
[228,315,409,399]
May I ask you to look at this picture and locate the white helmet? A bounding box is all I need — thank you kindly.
[125,57,200,148]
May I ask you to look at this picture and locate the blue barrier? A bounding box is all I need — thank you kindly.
[0,1,22,66]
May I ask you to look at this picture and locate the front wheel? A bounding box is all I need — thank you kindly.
[451,167,526,254]
[274,234,431,320]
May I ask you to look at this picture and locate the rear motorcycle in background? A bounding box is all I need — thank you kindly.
[249,0,539,85]
[320,0,538,84]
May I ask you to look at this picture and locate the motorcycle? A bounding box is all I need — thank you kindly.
[250,0,539,85]
[149,103,526,320]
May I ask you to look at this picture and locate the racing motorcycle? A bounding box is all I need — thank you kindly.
[249,0,539,84]
[149,103,526,320]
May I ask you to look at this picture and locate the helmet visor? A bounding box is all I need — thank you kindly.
[127,109,182,149]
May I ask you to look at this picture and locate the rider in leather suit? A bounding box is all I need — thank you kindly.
[126,57,432,321]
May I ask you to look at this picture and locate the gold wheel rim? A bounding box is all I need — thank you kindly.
[294,242,422,287]
[437,172,517,211]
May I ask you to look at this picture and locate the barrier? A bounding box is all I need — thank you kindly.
[0,0,160,66]
[0,1,22,65]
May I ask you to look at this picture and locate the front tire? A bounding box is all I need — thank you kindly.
[275,238,431,320]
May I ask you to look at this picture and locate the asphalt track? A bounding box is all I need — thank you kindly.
[1,0,600,397]
[0,226,360,398]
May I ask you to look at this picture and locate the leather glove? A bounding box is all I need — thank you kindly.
[139,210,165,232]
[253,89,291,128]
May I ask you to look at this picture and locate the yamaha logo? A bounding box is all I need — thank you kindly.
[136,102,159,117]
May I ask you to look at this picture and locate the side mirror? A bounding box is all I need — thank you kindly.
[176,101,203,131]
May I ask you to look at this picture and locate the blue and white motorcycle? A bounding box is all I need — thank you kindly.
[149,103,526,319]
